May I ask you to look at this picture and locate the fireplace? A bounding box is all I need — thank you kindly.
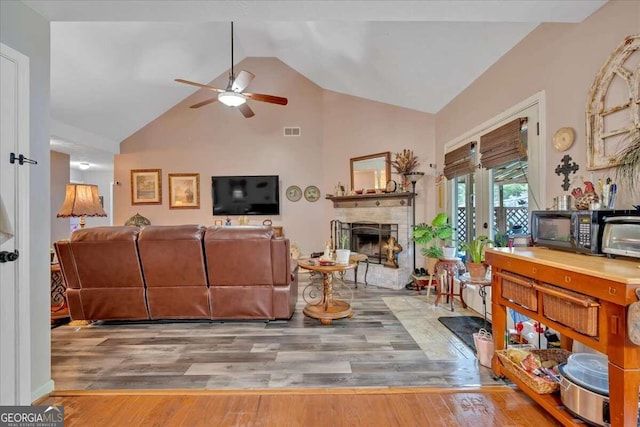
[329,194,412,289]
[333,221,398,265]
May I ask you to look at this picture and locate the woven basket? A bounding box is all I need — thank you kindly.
[538,283,599,337]
[498,271,537,311]
[495,348,571,394]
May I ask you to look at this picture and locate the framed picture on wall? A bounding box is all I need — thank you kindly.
[131,169,162,205]
[168,173,200,209]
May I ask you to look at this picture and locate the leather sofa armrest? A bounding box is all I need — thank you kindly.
[271,238,292,285]
[54,240,80,289]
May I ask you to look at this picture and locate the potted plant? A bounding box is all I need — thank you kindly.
[412,212,455,274]
[335,234,351,265]
[459,235,491,281]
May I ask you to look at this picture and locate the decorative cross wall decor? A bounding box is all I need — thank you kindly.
[555,154,580,191]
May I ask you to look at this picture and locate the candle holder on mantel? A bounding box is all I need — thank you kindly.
[403,171,425,276]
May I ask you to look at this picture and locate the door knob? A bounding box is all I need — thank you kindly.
[0,250,19,263]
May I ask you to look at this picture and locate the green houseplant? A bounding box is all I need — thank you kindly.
[459,235,491,280]
[412,213,455,274]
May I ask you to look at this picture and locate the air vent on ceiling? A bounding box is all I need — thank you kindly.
[284,127,301,137]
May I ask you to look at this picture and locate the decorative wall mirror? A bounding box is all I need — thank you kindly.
[350,152,391,191]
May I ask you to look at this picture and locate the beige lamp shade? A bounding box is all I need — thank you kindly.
[57,184,106,227]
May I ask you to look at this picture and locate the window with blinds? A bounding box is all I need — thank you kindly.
[443,142,476,179]
[479,118,528,170]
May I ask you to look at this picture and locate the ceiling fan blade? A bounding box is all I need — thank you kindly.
[244,93,288,106]
[175,78,224,93]
[238,103,255,118]
[231,70,255,92]
[189,98,217,109]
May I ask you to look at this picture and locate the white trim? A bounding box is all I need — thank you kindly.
[0,42,31,405]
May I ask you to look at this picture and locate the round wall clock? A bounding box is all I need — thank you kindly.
[285,185,302,202]
[553,127,575,152]
[303,185,320,202]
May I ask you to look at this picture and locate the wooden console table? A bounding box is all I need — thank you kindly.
[486,247,640,427]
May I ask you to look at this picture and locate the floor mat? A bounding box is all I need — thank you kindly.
[438,316,491,353]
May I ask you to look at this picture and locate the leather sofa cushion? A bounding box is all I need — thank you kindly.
[204,227,274,286]
[138,225,208,288]
[69,226,144,289]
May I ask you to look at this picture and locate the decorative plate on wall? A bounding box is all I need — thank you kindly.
[385,179,397,193]
[286,185,302,202]
[304,185,320,202]
[552,127,575,152]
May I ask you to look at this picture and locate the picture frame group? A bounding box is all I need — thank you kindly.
[130,169,200,209]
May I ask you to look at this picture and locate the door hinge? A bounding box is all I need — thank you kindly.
[10,153,37,165]
[536,122,540,136]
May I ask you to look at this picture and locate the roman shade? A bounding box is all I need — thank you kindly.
[443,142,476,179]
[480,118,528,169]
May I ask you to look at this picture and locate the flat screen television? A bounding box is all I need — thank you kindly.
[212,175,280,216]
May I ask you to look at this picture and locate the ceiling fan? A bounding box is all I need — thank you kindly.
[175,22,288,118]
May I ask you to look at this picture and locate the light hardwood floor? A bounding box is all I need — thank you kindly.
[38,387,562,426]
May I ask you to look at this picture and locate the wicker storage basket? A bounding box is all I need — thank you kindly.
[495,348,571,394]
[538,283,599,337]
[497,271,537,311]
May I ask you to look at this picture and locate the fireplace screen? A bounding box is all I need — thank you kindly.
[332,220,398,265]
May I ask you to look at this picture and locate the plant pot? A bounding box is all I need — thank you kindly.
[426,257,439,276]
[442,246,457,260]
[466,261,488,281]
[335,249,351,265]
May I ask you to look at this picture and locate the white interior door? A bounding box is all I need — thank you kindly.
[1,42,31,405]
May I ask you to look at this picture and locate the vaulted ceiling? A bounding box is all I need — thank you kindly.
[22,0,607,170]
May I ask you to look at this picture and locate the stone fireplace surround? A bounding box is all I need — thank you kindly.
[329,194,413,290]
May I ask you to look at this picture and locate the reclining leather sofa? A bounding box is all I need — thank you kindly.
[54,225,298,321]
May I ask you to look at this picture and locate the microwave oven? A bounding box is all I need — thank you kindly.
[530,209,640,255]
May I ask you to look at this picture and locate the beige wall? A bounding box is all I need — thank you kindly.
[321,89,437,237]
[115,57,436,255]
[436,0,640,208]
[50,151,70,245]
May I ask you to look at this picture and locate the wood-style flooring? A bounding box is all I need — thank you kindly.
[51,274,499,390]
[46,274,566,425]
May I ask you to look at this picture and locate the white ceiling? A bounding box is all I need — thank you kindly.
[22,0,607,171]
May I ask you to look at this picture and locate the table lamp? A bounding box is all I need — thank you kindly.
[56,184,107,228]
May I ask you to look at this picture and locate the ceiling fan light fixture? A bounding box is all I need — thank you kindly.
[218,91,246,107]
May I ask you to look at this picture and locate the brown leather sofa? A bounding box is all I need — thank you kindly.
[54,225,298,321]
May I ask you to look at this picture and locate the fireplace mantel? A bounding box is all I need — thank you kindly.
[325,192,413,208]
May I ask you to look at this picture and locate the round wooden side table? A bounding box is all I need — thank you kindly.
[298,259,356,325]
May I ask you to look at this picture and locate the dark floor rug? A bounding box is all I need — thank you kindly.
[438,316,492,353]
